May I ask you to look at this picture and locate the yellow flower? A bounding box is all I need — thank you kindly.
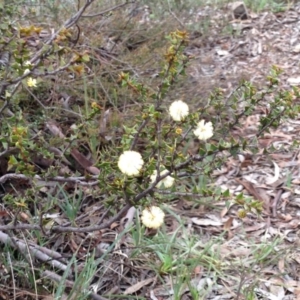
[150,169,174,188]
[118,151,144,176]
[169,100,189,121]
[27,77,37,88]
[237,209,247,219]
[193,120,213,141]
[174,29,189,41]
[91,102,101,110]
[175,127,182,135]
[141,206,165,229]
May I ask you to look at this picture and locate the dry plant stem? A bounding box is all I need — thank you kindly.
[272,189,283,217]
[43,270,74,288]
[8,45,71,89]
[64,0,95,29]
[235,273,254,300]
[155,118,163,177]
[0,173,99,186]
[82,1,133,18]
[20,231,38,299]
[130,119,149,150]
[36,60,73,77]
[0,231,68,271]
[167,1,185,29]
[24,85,46,109]
[62,205,105,227]
[43,270,109,300]
[157,190,205,197]
[97,78,114,106]
[97,207,110,225]
[6,252,16,300]
[28,241,67,263]
[0,203,131,232]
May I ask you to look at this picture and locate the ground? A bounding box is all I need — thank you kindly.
[1,1,300,299]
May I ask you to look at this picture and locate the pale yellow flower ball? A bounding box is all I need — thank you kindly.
[27,77,37,88]
[150,169,174,188]
[23,69,30,75]
[118,150,144,176]
[141,206,165,229]
[169,100,189,121]
[193,120,213,141]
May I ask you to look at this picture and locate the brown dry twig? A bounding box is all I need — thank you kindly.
[0,173,99,186]
[0,203,131,233]
[0,231,68,271]
[82,1,134,18]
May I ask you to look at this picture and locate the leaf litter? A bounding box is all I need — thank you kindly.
[150,2,300,299]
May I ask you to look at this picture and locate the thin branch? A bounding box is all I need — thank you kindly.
[167,0,185,29]
[6,252,16,300]
[0,231,68,271]
[0,203,131,233]
[64,0,95,28]
[82,1,133,18]
[0,173,99,186]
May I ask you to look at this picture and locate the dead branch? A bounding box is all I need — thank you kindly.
[0,203,131,233]
[0,231,68,271]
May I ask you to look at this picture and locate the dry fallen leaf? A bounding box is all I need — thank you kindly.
[223,217,233,231]
[191,217,223,226]
[124,277,155,295]
[235,178,271,213]
[265,161,281,185]
[287,77,300,85]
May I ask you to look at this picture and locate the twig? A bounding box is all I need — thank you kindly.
[64,0,95,28]
[0,231,68,271]
[156,190,207,197]
[34,60,73,77]
[0,203,131,233]
[6,252,16,300]
[43,270,74,288]
[82,1,133,18]
[272,189,283,217]
[0,173,99,186]
[167,0,185,29]
[28,241,67,263]
[130,119,149,150]
[20,231,38,300]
